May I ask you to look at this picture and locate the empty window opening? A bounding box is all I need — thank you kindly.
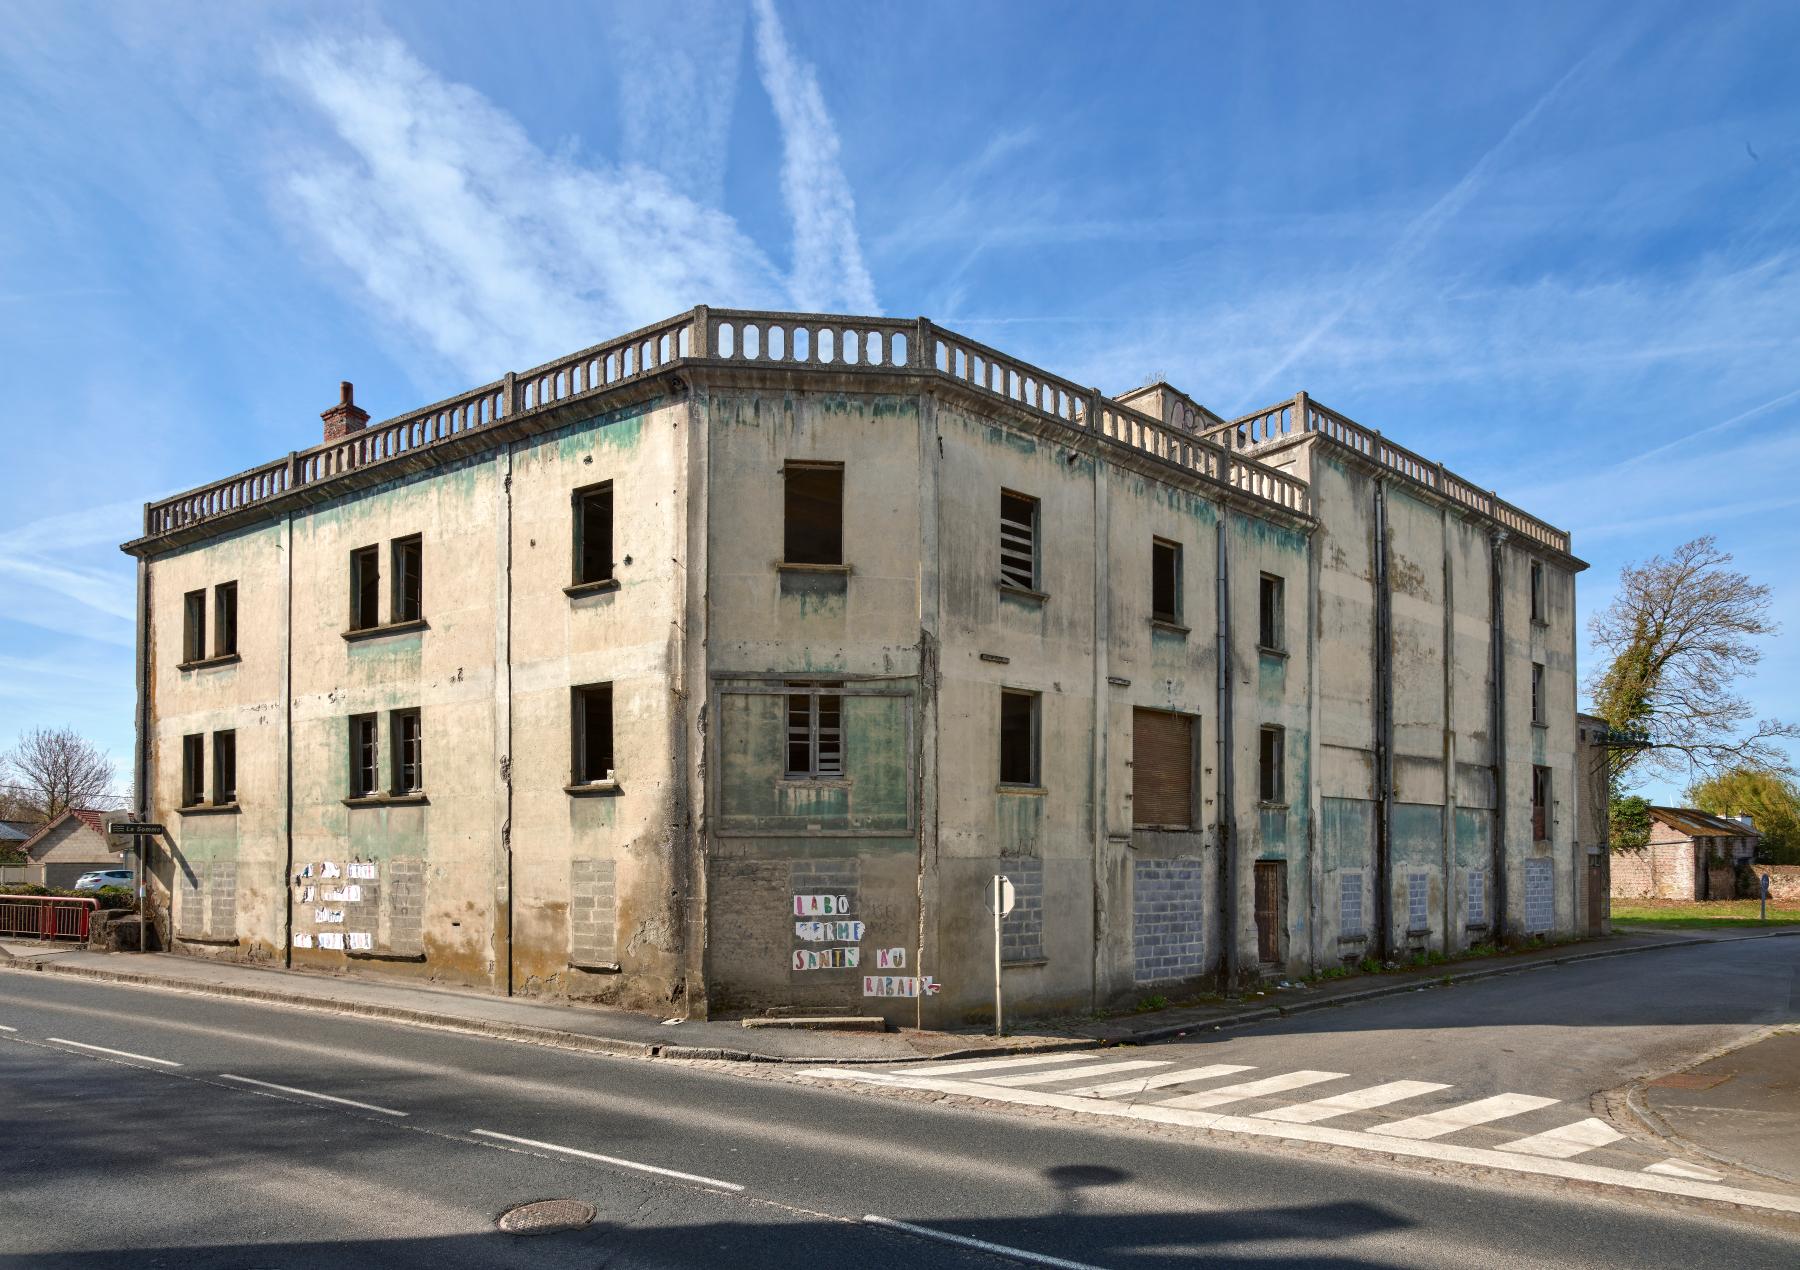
[213,582,238,657]
[392,536,422,623]
[573,482,615,585]
[783,464,843,565]
[785,684,844,778]
[1152,539,1181,624]
[1531,662,1546,725]
[181,734,205,807]
[183,589,207,663]
[350,546,380,631]
[1259,725,1285,804]
[349,714,379,799]
[211,730,236,805]
[572,683,615,785]
[391,708,423,794]
[1532,765,1551,841]
[1530,561,1545,623]
[1132,708,1193,828]
[999,490,1039,590]
[1259,574,1286,650]
[999,689,1040,786]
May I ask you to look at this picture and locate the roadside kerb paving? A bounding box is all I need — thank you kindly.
[3,926,1795,1064]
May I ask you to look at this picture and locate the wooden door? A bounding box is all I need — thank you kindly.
[1254,861,1285,965]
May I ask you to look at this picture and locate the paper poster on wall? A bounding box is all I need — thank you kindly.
[300,886,316,903]
[794,920,864,943]
[863,975,939,997]
[321,861,342,879]
[875,947,906,969]
[318,932,346,950]
[792,947,860,971]
[292,933,314,948]
[348,862,377,880]
[348,932,374,951]
[793,894,851,916]
[314,907,345,924]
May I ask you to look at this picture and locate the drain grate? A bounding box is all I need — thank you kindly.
[498,1199,597,1235]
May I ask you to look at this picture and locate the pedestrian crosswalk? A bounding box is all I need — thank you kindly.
[800,1049,1778,1208]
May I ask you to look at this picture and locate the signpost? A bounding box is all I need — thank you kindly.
[111,822,164,955]
[987,874,1016,1037]
[1762,871,1771,922]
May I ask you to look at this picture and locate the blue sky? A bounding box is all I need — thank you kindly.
[3,0,1797,803]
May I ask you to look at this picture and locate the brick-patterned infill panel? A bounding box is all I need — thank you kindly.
[1524,857,1554,933]
[569,858,617,966]
[1133,858,1205,984]
[1405,871,1429,932]
[387,857,426,955]
[1000,860,1044,964]
[176,863,205,940]
[1467,869,1488,926]
[207,861,237,940]
[1338,870,1365,938]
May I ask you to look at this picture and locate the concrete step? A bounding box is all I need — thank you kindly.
[741,1015,888,1032]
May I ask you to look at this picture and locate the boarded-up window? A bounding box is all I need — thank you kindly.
[785,684,843,778]
[1132,708,1193,828]
[1532,765,1551,840]
[783,464,843,565]
[999,490,1039,590]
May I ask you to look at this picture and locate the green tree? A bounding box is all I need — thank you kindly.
[1686,767,1800,864]
[1610,792,1652,852]
[1589,536,1796,784]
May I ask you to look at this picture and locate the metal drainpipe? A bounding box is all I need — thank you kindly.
[1372,477,1393,960]
[133,551,150,955]
[1489,531,1509,942]
[283,513,295,967]
[1215,511,1237,987]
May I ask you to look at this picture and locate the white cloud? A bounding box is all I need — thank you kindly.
[749,0,879,314]
[267,34,787,378]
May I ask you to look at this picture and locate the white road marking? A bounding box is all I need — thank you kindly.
[893,1052,1096,1077]
[1066,1063,1255,1098]
[1369,1093,1559,1140]
[469,1128,744,1191]
[1160,1070,1347,1110]
[1497,1117,1623,1159]
[1646,1158,1724,1182]
[978,1059,1169,1088]
[1255,1080,1449,1124]
[864,1214,1104,1270]
[217,1073,408,1117]
[802,1068,1800,1214]
[0,1024,16,1032]
[45,1037,181,1067]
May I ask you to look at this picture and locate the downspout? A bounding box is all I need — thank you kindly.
[1489,530,1509,942]
[1372,476,1393,960]
[1215,509,1237,987]
[496,431,516,995]
[1440,503,1457,950]
[133,546,150,955]
[283,512,295,967]
[1089,434,1108,1012]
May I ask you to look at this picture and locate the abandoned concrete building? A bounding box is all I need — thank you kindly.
[123,307,1589,1026]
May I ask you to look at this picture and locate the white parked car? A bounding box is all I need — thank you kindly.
[72,869,134,891]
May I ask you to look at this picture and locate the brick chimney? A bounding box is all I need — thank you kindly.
[321,380,369,442]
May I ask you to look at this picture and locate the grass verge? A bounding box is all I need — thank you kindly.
[1611,898,1800,929]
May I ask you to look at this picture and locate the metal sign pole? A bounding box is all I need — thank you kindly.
[994,874,1004,1038]
[138,840,145,954]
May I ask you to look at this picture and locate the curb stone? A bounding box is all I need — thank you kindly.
[4,927,1794,1065]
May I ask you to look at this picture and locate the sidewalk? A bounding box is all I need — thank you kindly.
[1631,1030,1800,1186]
[3,925,1793,1064]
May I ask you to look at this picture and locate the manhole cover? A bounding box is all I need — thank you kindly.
[498,1199,597,1235]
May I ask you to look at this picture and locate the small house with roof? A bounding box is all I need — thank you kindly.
[1610,806,1760,901]
[13,809,122,889]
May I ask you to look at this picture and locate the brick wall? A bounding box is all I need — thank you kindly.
[1000,861,1044,964]
[1751,865,1800,902]
[1523,857,1553,933]
[1133,858,1205,984]
[569,858,616,967]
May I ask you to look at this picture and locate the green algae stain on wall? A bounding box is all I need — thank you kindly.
[716,690,911,835]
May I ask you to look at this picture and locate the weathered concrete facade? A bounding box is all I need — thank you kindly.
[125,308,1586,1025]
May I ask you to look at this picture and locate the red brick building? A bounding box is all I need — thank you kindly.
[1610,806,1759,901]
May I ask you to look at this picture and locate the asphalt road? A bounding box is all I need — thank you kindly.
[1,942,1796,1269]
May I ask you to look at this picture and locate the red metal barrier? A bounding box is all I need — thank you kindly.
[0,895,99,942]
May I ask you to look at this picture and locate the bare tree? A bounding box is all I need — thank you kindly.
[0,727,117,823]
[1589,536,1798,783]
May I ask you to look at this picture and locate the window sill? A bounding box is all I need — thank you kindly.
[1134,822,1197,833]
[342,618,428,642]
[1257,645,1290,660]
[1531,618,1550,629]
[564,578,621,598]
[570,961,622,974]
[777,777,854,790]
[342,793,430,808]
[1336,934,1368,945]
[997,783,1047,796]
[777,562,853,575]
[1405,927,1432,937]
[996,581,1048,603]
[177,802,240,816]
[1001,958,1049,969]
[1150,619,1190,636]
[1532,721,1548,731]
[1258,801,1290,811]
[1465,922,1490,932]
[565,780,622,797]
[177,652,241,672]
